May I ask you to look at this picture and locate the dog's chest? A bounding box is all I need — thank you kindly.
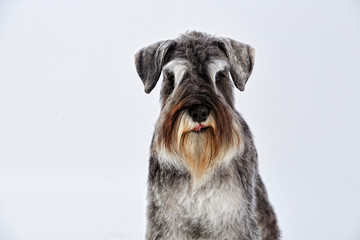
[153,172,244,238]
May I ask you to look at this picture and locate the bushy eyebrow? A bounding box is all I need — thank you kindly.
[163,59,189,88]
[207,59,229,81]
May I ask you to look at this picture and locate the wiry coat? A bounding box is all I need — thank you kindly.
[135,31,280,240]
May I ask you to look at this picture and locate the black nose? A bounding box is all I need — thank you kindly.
[188,104,210,123]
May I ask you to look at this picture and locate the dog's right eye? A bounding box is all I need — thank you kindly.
[165,71,175,82]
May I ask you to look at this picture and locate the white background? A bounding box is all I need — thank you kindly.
[1,0,359,239]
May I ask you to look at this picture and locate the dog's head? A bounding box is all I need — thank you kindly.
[135,31,255,178]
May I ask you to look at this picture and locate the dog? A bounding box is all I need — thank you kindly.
[135,31,280,240]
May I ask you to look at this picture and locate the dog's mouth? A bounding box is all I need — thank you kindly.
[192,124,209,133]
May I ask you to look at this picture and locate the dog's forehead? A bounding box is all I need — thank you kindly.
[163,33,230,84]
[170,33,227,68]
[175,43,226,64]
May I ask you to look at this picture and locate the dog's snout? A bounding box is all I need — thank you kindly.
[188,104,210,123]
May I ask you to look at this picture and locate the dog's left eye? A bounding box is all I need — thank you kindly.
[215,71,227,82]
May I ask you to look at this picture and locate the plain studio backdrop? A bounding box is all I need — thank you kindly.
[0,0,359,239]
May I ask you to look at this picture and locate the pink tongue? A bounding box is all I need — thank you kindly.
[194,125,204,132]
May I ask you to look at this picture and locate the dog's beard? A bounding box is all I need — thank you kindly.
[155,107,243,178]
[177,113,218,177]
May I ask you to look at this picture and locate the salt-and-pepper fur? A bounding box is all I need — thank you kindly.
[135,31,280,240]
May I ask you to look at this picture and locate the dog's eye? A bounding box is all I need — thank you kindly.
[215,71,227,82]
[165,71,175,82]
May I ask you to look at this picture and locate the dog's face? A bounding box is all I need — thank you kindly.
[135,32,255,178]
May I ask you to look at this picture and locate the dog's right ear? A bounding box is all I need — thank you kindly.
[135,40,176,94]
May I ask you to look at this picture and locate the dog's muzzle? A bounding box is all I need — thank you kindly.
[188,104,210,123]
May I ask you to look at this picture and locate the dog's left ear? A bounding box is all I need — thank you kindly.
[135,40,176,94]
[220,38,255,91]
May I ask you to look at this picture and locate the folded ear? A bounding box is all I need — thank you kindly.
[135,40,176,94]
[221,38,255,91]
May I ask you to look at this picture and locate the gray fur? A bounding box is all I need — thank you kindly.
[135,40,176,93]
[135,31,280,240]
[221,38,255,91]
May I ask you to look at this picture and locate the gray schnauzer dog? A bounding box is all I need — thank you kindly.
[135,31,280,240]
